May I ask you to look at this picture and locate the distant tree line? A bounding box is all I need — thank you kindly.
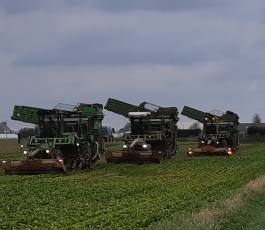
[247,113,265,137]
[19,127,38,139]
[248,126,265,136]
[177,129,201,138]
[252,113,262,124]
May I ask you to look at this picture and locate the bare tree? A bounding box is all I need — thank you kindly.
[189,121,201,130]
[252,113,262,124]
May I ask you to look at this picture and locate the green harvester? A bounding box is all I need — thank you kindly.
[105,98,179,164]
[2,103,104,174]
[181,106,239,156]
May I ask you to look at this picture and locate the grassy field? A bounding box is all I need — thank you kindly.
[219,191,265,229]
[0,141,265,229]
[0,139,25,157]
[221,193,265,230]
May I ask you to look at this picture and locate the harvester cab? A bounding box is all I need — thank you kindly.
[181,106,239,156]
[105,98,179,163]
[3,103,104,174]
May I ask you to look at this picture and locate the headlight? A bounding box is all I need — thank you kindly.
[2,160,6,164]
[122,144,128,149]
[142,144,148,148]
[46,149,50,154]
[23,150,28,155]
[20,145,24,148]
[201,141,205,144]
[227,148,233,155]
[76,143,80,147]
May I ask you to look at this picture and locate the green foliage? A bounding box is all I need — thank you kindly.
[248,126,265,136]
[0,143,265,229]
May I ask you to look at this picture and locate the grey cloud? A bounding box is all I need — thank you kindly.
[1,0,264,67]
[2,61,264,129]
[0,0,40,13]
[0,0,227,14]
[0,0,67,14]
[10,7,262,67]
[1,0,265,130]
[66,0,227,12]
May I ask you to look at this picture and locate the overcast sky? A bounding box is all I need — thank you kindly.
[1,0,265,130]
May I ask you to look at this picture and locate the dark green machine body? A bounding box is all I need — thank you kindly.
[181,106,239,156]
[105,98,179,163]
[3,103,104,174]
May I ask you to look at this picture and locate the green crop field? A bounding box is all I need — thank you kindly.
[0,141,265,229]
